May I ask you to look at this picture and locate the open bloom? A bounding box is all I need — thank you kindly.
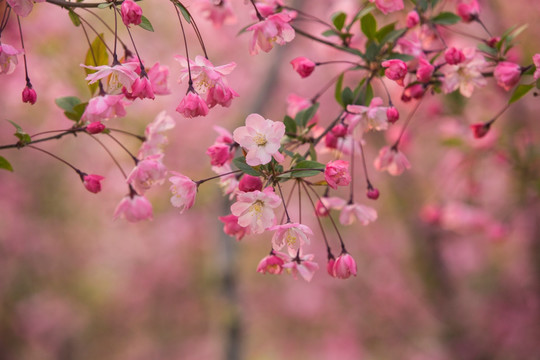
[139,111,176,158]
[333,253,357,279]
[120,0,143,26]
[82,95,127,123]
[147,62,171,95]
[113,194,153,222]
[282,253,319,282]
[368,0,404,15]
[83,174,104,194]
[169,172,197,214]
[82,63,139,94]
[374,146,411,176]
[127,154,167,194]
[315,196,347,217]
[246,11,295,55]
[175,55,236,94]
[346,97,389,132]
[6,0,44,17]
[206,81,239,108]
[233,113,285,166]
[493,61,521,91]
[230,187,281,234]
[339,202,378,226]
[324,160,351,190]
[0,43,22,75]
[197,0,236,28]
[219,214,249,241]
[176,92,209,118]
[290,56,316,78]
[257,252,286,274]
[269,223,313,256]
[442,48,487,97]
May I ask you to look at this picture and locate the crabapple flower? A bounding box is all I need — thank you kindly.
[113,194,153,222]
[374,146,411,176]
[176,92,209,118]
[246,11,295,55]
[206,81,239,108]
[139,111,176,158]
[169,172,197,214]
[197,0,236,28]
[368,0,404,15]
[86,121,105,134]
[83,174,104,194]
[339,202,378,226]
[81,95,127,123]
[282,253,319,282]
[386,107,399,123]
[230,187,281,234]
[381,59,407,86]
[82,63,139,94]
[22,86,37,104]
[442,48,487,97]
[146,62,170,95]
[315,196,347,217]
[233,113,285,166]
[290,57,316,78]
[457,0,480,22]
[0,43,22,75]
[417,58,434,83]
[346,97,389,132]
[212,164,239,198]
[401,84,425,102]
[238,175,263,193]
[445,47,465,65]
[324,160,351,190]
[127,154,167,194]
[470,123,491,139]
[493,61,521,91]
[206,143,231,167]
[333,253,357,279]
[219,214,249,241]
[533,54,540,80]
[6,0,43,17]
[175,55,236,94]
[269,223,313,256]
[125,75,155,100]
[257,253,286,274]
[406,10,420,28]
[120,0,143,26]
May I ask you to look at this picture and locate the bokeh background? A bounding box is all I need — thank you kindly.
[1,0,540,359]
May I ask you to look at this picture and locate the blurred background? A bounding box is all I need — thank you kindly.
[1,0,540,359]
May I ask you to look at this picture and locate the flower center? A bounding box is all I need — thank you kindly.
[250,200,264,218]
[253,133,267,146]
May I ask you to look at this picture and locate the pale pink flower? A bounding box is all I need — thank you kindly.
[113,194,153,222]
[269,223,313,256]
[6,0,38,17]
[406,10,420,28]
[0,43,22,75]
[381,59,407,86]
[127,154,167,194]
[339,203,378,226]
[120,0,142,26]
[233,113,285,166]
[257,252,286,274]
[146,62,170,95]
[290,56,316,78]
[83,174,104,194]
[206,81,239,108]
[169,171,197,214]
[82,62,139,94]
[22,86,37,104]
[374,146,411,176]
[457,0,480,23]
[442,48,487,97]
[324,160,351,190]
[333,253,357,279]
[533,54,540,80]
[417,57,434,83]
[246,11,295,55]
[282,253,319,282]
[213,125,234,145]
[346,97,389,132]
[230,187,281,234]
[315,196,347,217]
[82,94,127,123]
[368,0,404,14]
[212,164,239,198]
[175,55,236,94]
[176,92,209,118]
[396,32,423,58]
[139,111,175,158]
[238,174,263,193]
[493,61,521,91]
[206,143,231,167]
[445,47,465,65]
[197,0,236,28]
[219,214,249,240]
[286,93,319,125]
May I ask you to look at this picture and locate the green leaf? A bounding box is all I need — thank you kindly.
[477,42,497,56]
[508,84,534,104]
[380,28,406,45]
[361,13,377,40]
[7,120,31,145]
[332,12,347,31]
[536,79,540,90]
[346,5,374,32]
[387,52,415,62]
[84,34,109,95]
[0,156,13,172]
[341,87,354,107]
[138,15,154,32]
[174,2,191,24]
[55,96,81,112]
[68,9,81,27]
[335,73,344,107]
[232,157,261,176]
[289,160,325,178]
[97,2,112,8]
[364,41,379,61]
[321,29,338,37]
[375,23,395,44]
[431,12,461,25]
[284,116,297,135]
[295,103,320,127]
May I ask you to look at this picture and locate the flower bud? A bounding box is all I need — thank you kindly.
[86,121,106,134]
[327,256,336,277]
[22,86,37,105]
[381,59,408,86]
[238,174,263,192]
[83,174,105,194]
[416,58,434,83]
[494,61,521,91]
[457,0,480,23]
[444,47,465,65]
[386,107,400,123]
[366,187,380,200]
[290,56,316,78]
[406,10,420,28]
[333,253,357,279]
[470,123,491,139]
[120,0,143,26]
[331,124,348,137]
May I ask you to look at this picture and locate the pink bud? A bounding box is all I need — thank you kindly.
[331,124,348,137]
[416,58,434,83]
[176,92,209,118]
[219,214,248,240]
[83,174,105,194]
[290,56,316,78]
[316,199,329,217]
[324,132,338,149]
[470,123,491,139]
[324,160,351,190]
[367,187,380,200]
[333,253,357,279]
[401,84,424,102]
[444,47,465,65]
[327,257,336,277]
[406,10,420,28]
[206,143,231,166]
[238,174,263,192]
[22,86,37,105]
[381,59,408,86]
[86,121,106,134]
[494,61,521,91]
[457,0,480,23]
[120,0,142,26]
[487,37,500,48]
[386,107,399,123]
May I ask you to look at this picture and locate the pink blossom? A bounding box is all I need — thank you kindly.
[445,47,465,65]
[533,54,540,80]
[230,187,281,234]
[331,124,348,137]
[470,123,491,139]
[83,174,104,194]
[416,57,434,83]
[176,92,209,118]
[113,194,153,222]
[374,146,411,176]
[82,63,139,93]
[368,0,404,15]
[175,55,236,94]
[346,97,389,131]
[6,0,38,17]
[233,113,285,166]
[324,160,351,190]
[401,83,425,102]
[269,222,313,256]
[120,0,143,26]
[212,164,239,198]
[339,203,378,226]
[381,59,407,86]
[315,196,347,217]
[169,171,197,214]
[206,81,239,108]
[81,94,127,123]
[326,256,336,277]
[146,62,170,95]
[0,43,22,75]
[386,107,399,123]
[219,214,249,240]
[206,143,231,167]
[127,154,167,194]
[406,10,420,28]
[213,125,234,145]
[442,48,487,97]
[197,0,236,28]
[22,86,37,104]
[333,253,357,279]
[238,174,263,193]
[138,111,175,158]
[493,61,521,91]
[257,253,285,274]
[282,253,319,282]
[246,11,295,55]
[290,56,316,78]
[86,121,105,134]
[457,0,480,23]
[286,93,319,125]
[125,75,155,100]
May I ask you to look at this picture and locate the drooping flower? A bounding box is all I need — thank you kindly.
[197,0,236,28]
[457,0,480,23]
[206,81,239,108]
[0,43,22,75]
[168,171,197,214]
[493,61,521,91]
[230,187,281,234]
[282,253,319,282]
[366,187,380,200]
[138,111,176,158]
[219,214,249,241]
[120,0,143,26]
[386,107,399,123]
[368,0,404,15]
[333,253,357,279]
[315,196,347,217]
[125,75,155,100]
[324,160,351,190]
[374,146,411,176]
[246,11,295,55]
[346,97,389,132]
[206,143,232,167]
[6,0,44,17]
[146,62,171,95]
[83,174,105,194]
[269,223,313,256]
[339,202,378,226]
[82,63,139,94]
[113,194,153,222]
[22,86,37,104]
[290,56,316,78]
[442,48,487,97]
[176,92,209,118]
[381,59,407,86]
[175,55,236,94]
[233,113,285,166]
[127,154,167,194]
[81,94,128,123]
[257,252,286,274]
